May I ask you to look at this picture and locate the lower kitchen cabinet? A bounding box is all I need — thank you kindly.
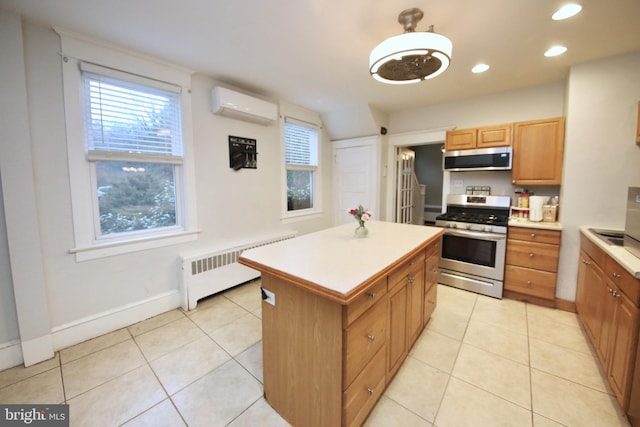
[576,231,640,412]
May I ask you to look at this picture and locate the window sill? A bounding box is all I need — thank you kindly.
[70,230,200,262]
[281,210,323,224]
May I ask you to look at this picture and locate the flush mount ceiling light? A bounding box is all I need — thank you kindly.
[369,8,452,85]
[552,3,582,20]
[545,45,568,57]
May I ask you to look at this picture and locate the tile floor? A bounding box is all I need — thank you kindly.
[0,280,633,426]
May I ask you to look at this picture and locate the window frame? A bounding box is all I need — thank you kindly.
[281,116,322,220]
[58,28,199,261]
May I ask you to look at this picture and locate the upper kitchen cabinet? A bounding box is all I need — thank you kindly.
[512,117,565,185]
[445,123,513,151]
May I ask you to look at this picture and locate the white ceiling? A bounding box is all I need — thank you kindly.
[2,0,640,114]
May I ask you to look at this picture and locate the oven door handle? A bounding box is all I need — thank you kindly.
[444,229,507,241]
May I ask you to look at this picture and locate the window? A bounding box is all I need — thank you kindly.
[284,119,319,213]
[82,65,183,239]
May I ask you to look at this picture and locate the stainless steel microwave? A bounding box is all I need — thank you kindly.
[443,146,512,172]
[624,186,640,259]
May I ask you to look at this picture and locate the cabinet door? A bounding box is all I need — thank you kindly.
[598,280,617,367]
[512,117,565,185]
[407,266,425,347]
[387,283,408,379]
[581,254,606,351]
[445,129,476,151]
[424,254,439,325]
[609,290,640,410]
[477,123,512,148]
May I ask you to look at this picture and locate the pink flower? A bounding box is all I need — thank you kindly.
[361,213,370,221]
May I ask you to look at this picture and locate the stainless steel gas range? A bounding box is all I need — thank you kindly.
[435,194,511,299]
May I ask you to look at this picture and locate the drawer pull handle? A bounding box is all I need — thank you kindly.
[367,388,375,395]
[367,292,376,299]
[530,233,536,238]
[608,288,614,294]
[527,280,532,285]
[408,276,415,284]
[367,335,376,341]
[612,272,621,279]
[529,253,534,257]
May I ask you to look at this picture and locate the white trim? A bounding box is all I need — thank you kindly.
[51,290,181,351]
[20,334,54,368]
[0,339,23,371]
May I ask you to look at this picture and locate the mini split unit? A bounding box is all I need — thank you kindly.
[211,86,278,125]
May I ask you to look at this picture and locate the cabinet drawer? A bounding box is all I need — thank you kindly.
[423,282,437,323]
[344,278,388,327]
[509,227,561,245]
[388,251,426,291]
[604,256,640,306]
[504,265,556,300]
[506,240,560,272]
[426,238,441,258]
[344,297,387,389]
[343,346,386,427]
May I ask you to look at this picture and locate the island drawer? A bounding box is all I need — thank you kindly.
[509,227,561,245]
[505,240,560,272]
[343,346,386,427]
[343,297,387,389]
[504,265,557,300]
[344,277,388,327]
[388,250,426,291]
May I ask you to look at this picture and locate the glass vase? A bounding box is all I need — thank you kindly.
[354,225,368,238]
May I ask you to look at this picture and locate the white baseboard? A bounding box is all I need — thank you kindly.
[0,339,23,371]
[51,290,181,353]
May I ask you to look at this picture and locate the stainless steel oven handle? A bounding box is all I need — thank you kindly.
[443,229,507,241]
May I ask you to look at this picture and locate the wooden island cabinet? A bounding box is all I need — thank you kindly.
[240,222,442,427]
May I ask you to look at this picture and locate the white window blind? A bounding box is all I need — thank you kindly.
[81,63,183,163]
[284,119,318,166]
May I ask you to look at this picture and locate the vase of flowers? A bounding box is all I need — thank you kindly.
[347,205,373,237]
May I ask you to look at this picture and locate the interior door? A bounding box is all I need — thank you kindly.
[333,137,379,225]
[396,148,415,224]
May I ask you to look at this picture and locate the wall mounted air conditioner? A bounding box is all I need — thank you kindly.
[211,86,278,125]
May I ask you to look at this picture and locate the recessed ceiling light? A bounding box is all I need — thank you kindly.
[472,64,490,73]
[552,3,582,20]
[545,46,568,57]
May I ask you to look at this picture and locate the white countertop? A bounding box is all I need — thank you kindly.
[580,226,640,279]
[509,218,563,231]
[240,221,443,297]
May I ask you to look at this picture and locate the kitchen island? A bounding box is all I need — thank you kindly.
[239,221,443,427]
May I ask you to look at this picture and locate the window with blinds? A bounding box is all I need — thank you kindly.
[284,119,318,212]
[81,64,184,237]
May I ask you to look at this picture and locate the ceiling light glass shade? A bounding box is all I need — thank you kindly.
[544,45,567,57]
[472,63,490,73]
[370,31,453,84]
[552,3,582,20]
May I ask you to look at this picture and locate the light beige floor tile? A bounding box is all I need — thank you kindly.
[187,296,250,333]
[471,295,528,335]
[533,413,565,427]
[122,399,186,427]
[134,317,205,361]
[172,359,263,427]
[437,285,478,317]
[0,367,64,404]
[384,356,449,422]
[530,337,610,393]
[253,306,262,319]
[128,310,186,337]
[0,354,59,389]
[527,303,581,329]
[528,313,593,355]
[208,313,262,356]
[62,339,146,398]
[435,377,532,427]
[453,343,531,409]
[150,336,231,395]
[531,369,629,426]
[227,397,290,427]
[426,304,472,341]
[60,328,131,364]
[68,365,166,427]
[364,395,432,426]
[224,280,263,312]
[409,329,461,373]
[235,341,263,383]
[464,317,529,365]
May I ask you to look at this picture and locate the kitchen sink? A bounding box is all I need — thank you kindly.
[589,228,625,246]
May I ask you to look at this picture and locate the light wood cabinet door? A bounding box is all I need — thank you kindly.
[477,123,513,148]
[424,253,439,325]
[445,128,476,151]
[609,289,640,410]
[512,117,565,185]
[387,283,408,379]
[407,265,425,347]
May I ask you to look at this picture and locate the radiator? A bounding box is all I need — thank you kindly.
[180,231,297,310]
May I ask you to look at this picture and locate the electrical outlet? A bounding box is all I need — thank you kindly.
[453,179,464,186]
[261,288,276,306]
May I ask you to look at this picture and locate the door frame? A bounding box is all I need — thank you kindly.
[385,128,452,223]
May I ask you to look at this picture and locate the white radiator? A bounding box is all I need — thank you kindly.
[180,231,297,310]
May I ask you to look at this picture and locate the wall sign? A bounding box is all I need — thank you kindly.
[229,135,257,170]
